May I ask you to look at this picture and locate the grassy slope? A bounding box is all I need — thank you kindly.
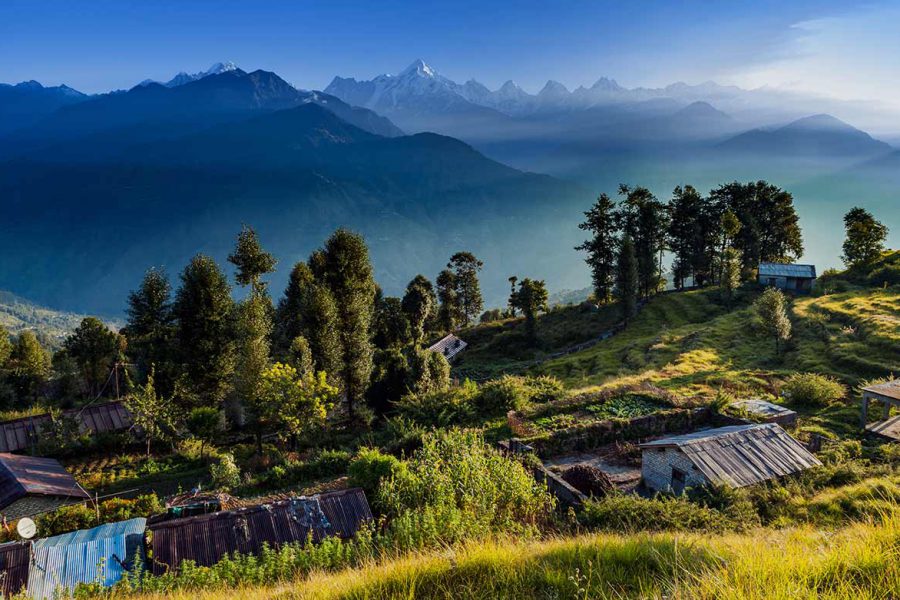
[132,513,899,599]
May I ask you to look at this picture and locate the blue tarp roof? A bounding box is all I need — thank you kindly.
[758,262,816,278]
[27,518,146,599]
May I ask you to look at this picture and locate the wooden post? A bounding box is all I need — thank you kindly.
[861,392,869,428]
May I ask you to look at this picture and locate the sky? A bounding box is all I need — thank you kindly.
[3,0,899,108]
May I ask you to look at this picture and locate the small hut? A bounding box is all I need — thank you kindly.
[0,453,90,520]
[758,262,816,293]
[640,424,820,494]
[861,380,900,441]
[427,334,468,362]
[27,518,147,599]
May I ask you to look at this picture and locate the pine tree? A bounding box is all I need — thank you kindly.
[231,292,272,428]
[125,268,175,393]
[616,185,669,298]
[9,331,51,403]
[174,255,236,408]
[667,186,703,289]
[320,229,376,419]
[401,275,436,344]
[510,278,549,343]
[721,248,742,305]
[227,225,277,294]
[576,193,618,302]
[63,317,123,399]
[435,269,459,332]
[615,236,639,324]
[288,336,315,376]
[448,252,484,326]
[842,207,888,267]
[373,296,412,349]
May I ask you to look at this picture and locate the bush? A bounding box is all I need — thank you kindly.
[395,380,479,427]
[561,465,613,497]
[260,449,352,489]
[868,264,900,287]
[781,373,846,406]
[210,453,241,490]
[348,447,407,502]
[522,375,566,403]
[579,493,740,532]
[24,494,164,540]
[478,375,531,415]
[378,429,555,540]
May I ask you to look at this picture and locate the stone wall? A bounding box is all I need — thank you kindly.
[641,447,708,493]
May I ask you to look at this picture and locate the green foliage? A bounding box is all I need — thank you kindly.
[478,375,532,415]
[615,235,639,322]
[509,277,549,342]
[210,452,241,490]
[395,380,479,427]
[616,185,669,298]
[227,225,277,293]
[259,449,352,489]
[348,447,407,502]
[231,292,273,430]
[371,296,412,349]
[7,330,51,402]
[754,286,792,354]
[447,252,484,327]
[63,317,123,400]
[782,372,846,406]
[185,406,225,459]
[253,362,337,443]
[174,254,236,408]
[14,494,164,541]
[579,491,754,533]
[125,368,178,456]
[842,207,888,268]
[401,275,436,344]
[125,268,175,394]
[576,193,618,303]
[377,429,555,536]
[721,247,742,303]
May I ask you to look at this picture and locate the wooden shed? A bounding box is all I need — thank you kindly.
[640,424,820,494]
[758,262,816,293]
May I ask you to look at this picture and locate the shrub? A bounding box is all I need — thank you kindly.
[522,375,566,403]
[579,493,737,532]
[781,373,846,406]
[260,449,352,489]
[210,453,241,490]
[395,380,479,427]
[378,429,555,538]
[348,447,407,502]
[561,465,613,497]
[868,264,900,287]
[478,375,531,415]
[26,494,163,540]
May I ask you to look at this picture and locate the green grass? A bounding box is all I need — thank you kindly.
[452,303,622,380]
[123,510,900,599]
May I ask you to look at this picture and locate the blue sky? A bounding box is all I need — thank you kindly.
[2,0,898,106]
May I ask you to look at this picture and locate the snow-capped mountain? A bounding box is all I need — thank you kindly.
[138,61,240,88]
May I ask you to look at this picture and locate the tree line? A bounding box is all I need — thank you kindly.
[576,181,805,318]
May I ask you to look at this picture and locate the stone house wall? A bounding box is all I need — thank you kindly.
[641,447,708,493]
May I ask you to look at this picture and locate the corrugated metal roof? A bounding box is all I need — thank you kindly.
[0,541,30,598]
[27,518,146,599]
[641,424,821,488]
[758,262,816,278]
[731,399,796,419]
[0,402,133,454]
[147,488,372,575]
[862,379,900,402]
[0,454,89,511]
[427,334,468,360]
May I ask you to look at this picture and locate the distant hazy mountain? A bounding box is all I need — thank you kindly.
[0,68,402,161]
[0,101,587,314]
[0,80,87,135]
[0,290,109,345]
[139,61,240,88]
[720,114,892,159]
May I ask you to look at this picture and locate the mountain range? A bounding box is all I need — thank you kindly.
[0,60,897,316]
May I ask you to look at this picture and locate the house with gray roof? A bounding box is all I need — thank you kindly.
[427,333,468,362]
[0,453,90,520]
[640,424,820,494]
[758,262,816,293]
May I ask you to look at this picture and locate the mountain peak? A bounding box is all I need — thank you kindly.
[401,59,436,78]
[783,113,854,132]
[590,77,621,92]
[205,61,238,76]
[539,80,569,96]
[676,101,730,120]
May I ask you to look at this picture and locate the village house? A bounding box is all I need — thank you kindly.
[0,453,90,520]
[427,333,468,362]
[757,262,816,293]
[640,424,820,494]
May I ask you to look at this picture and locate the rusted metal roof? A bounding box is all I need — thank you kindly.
[27,518,146,599]
[641,424,821,488]
[427,334,468,360]
[862,379,900,402]
[0,453,89,511]
[0,402,133,454]
[0,541,30,598]
[758,262,816,279]
[147,488,373,575]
